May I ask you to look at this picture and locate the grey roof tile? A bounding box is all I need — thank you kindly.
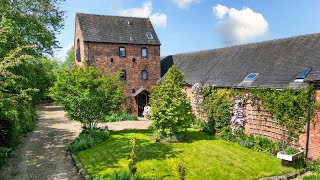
[161,33,320,89]
[76,13,161,45]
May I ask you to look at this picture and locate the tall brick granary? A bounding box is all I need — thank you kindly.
[74,13,161,116]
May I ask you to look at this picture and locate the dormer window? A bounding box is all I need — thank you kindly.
[146,32,153,39]
[119,47,126,57]
[141,47,148,58]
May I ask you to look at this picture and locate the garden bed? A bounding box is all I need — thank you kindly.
[77,130,298,179]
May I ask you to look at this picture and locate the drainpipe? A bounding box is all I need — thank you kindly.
[305,85,313,158]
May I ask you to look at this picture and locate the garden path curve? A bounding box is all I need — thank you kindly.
[0,104,152,180]
[0,104,82,180]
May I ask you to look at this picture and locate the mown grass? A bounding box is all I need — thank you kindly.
[77,130,297,179]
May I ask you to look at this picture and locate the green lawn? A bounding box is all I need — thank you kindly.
[77,130,296,179]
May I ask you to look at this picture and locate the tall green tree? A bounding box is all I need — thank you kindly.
[60,47,75,71]
[149,64,194,139]
[0,0,65,57]
[51,67,125,130]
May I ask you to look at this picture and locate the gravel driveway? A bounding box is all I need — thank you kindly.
[0,104,82,180]
[0,104,152,180]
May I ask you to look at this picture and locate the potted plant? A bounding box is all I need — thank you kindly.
[276,147,304,161]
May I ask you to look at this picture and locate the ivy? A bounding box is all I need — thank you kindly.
[249,86,315,139]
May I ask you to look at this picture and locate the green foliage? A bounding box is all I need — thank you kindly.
[51,66,125,129]
[60,47,76,71]
[249,86,314,139]
[107,170,147,180]
[204,88,233,134]
[221,127,282,155]
[283,147,300,155]
[0,147,14,167]
[307,160,320,175]
[68,128,110,153]
[0,0,65,56]
[220,126,234,142]
[104,112,138,122]
[149,64,194,139]
[128,138,138,177]
[303,175,320,180]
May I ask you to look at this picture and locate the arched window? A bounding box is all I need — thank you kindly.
[120,70,126,80]
[141,70,148,80]
[119,47,126,57]
[76,39,81,62]
[141,47,148,58]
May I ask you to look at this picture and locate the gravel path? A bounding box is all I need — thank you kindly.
[0,104,152,180]
[0,104,82,180]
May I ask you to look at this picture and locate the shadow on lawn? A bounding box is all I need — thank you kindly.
[84,130,176,173]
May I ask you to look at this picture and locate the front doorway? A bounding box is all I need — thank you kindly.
[137,93,148,117]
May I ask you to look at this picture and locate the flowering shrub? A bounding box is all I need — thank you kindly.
[230,96,247,132]
[142,106,151,119]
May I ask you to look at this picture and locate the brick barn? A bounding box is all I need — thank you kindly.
[74,13,161,116]
[161,33,320,160]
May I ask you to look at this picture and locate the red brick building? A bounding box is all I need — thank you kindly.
[74,13,161,116]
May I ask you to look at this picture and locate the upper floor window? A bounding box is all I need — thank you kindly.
[141,70,148,80]
[141,47,148,58]
[119,47,126,57]
[120,70,126,80]
[76,39,81,62]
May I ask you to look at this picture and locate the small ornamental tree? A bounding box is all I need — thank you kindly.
[149,64,194,139]
[51,66,124,130]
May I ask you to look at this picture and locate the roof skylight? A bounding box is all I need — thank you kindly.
[146,32,153,39]
[296,68,311,79]
[244,73,258,81]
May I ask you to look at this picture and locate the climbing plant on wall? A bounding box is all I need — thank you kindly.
[249,86,315,139]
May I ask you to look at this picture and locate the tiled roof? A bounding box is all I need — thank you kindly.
[76,13,161,45]
[161,33,320,89]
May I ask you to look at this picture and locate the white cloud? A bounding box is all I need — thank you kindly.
[119,1,167,28]
[172,0,199,10]
[54,42,73,62]
[213,4,269,44]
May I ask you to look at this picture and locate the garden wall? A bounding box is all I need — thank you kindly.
[186,86,320,160]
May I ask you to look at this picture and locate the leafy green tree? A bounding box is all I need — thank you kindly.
[0,0,65,57]
[60,47,76,71]
[51,67,125,130]
[149,64,194,139]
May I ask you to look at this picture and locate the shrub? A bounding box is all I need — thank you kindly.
[51,66,125,130]
[104,112,138,122]
[68,128,110,153]
[205,89,233,132]
[307,160,320,175]
[108,170,147,180]
[149,64,194,139]
[220,126,234,142]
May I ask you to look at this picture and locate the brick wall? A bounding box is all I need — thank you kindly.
[299,90,320,160]
[187,87,320,160]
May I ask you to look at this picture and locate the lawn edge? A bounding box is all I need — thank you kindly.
[71,152,91,180]
[259,169,307,180]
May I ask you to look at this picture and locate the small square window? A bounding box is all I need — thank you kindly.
[141,70,148,80]
[119,47,126,57]
[146,32,153,39]
[141,48,148,58]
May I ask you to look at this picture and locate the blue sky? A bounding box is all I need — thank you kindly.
[54,0,320,61]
